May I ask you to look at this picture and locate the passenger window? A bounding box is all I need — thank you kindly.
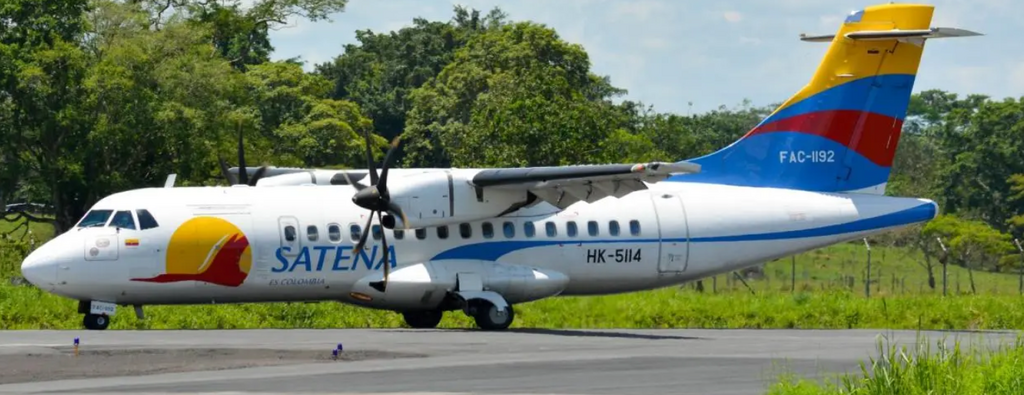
[503,221,515,238]
[77,210,113,228]
[524,222,535,238]
[394,229,404,239]
[437,225,449,239]
[327,223,342,242]
[588,220,598,236]
[459,223,472,238]
[415,228,427,240]
[630,220,641,236]
[545,221,557,237]
[135,209,159,230]
[110,210,136,230]
[284,225,296,242]
[567,221,577,237]
[350,224,361,241]
[307,225,318,241]
[372,225,382,240]
[609,220,620,236]
[482,222,494,239]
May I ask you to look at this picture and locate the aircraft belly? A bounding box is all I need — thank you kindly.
[347,260,569,310]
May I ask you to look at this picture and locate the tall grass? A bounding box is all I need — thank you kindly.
[6,282,1024,330]
[768,333,1024,394]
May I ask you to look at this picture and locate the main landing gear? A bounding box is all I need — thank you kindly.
[400,291,516,331]
[466,299,515,331]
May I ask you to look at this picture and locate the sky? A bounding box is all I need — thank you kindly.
[266,0,1023,115]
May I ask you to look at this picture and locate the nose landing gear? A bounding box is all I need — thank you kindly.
[83,313,110,330]
[78,300,120,330]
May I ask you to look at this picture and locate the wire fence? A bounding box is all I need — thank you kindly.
[685,240,1024,297]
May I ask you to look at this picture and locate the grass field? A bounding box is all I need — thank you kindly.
[767,334,1024,395]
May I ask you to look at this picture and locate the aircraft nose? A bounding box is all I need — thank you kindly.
[21,248,57,290]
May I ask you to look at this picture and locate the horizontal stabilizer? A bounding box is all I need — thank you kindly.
[800,27,981,42]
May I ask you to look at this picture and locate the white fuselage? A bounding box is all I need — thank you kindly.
[21,174,937,312]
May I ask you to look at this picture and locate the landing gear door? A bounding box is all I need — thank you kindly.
[84,231,119,261]
[652,192,689,273]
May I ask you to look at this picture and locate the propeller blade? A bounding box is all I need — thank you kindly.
[377,136,401,195]
[249,165,268,186]
[237,123,248,186]
[339,171,368,191]
[370,210,390,293]
[218,157,238,185]
[361,129,379,185]
[353,213,374,254]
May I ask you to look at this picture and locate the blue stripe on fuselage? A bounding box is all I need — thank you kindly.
[430,202,936,261]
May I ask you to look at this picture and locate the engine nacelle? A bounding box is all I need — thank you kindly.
[348,260,569,311]
[254,170,342,186]
[384,169,529,229]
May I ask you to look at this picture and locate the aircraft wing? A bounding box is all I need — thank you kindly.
[469,161,700,208]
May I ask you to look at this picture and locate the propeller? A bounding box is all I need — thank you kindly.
[218,121,268,186]
[350,129,408,293]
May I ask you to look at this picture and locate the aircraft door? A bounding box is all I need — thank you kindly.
[651,192,689,273]
[278,216,301,257]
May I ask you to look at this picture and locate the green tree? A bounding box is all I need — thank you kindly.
[0,0,93,232]
[923,214,1016,293]
[401,21,629,168]
[244,61,383,168]
[315,5,507,164]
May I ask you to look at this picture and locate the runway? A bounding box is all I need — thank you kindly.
[0,328,1014,394]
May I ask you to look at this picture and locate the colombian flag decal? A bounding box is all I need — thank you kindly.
[125,238,140,247]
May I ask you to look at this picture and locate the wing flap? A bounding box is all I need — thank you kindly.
[471,161,699,208]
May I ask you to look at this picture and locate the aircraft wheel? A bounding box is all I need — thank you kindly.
[472,301,514,331]
[83,314,110,330]
[402,310,443,329]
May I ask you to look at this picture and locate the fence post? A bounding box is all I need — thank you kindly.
[863,238,871,298]
[936,237,948,297]
[1015,239,1024,295]
[791,255,796,293]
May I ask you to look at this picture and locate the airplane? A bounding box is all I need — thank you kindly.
[20,3,979,331]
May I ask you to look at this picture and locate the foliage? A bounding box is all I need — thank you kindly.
[923,214,1016,272]
[768,334,1024,395]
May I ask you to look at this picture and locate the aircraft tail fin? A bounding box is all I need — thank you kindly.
[672,4,979,195]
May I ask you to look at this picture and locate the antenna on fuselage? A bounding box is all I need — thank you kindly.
[164,174,177,188]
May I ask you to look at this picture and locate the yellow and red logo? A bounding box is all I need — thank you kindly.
[131,217,252,287]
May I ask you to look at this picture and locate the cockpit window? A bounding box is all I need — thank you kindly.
[110,210,136,230]
[77,210,113,228]
[136,209,159,230]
